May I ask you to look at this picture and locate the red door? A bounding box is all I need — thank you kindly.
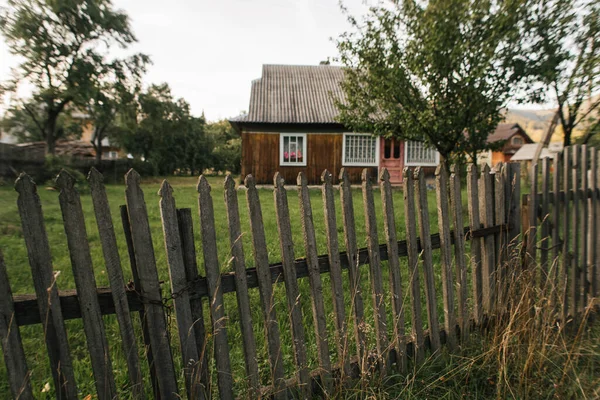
[380,138,404,184]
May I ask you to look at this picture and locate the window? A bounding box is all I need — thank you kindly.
[404,141,439,166]
[280,133,307,166]
[512,136,523,145]
[342,133,380,166]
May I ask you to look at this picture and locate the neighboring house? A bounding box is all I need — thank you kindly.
[73,112,122,160]
[229,64,440,185]
[510,143,563,162]
[477,123,534,167]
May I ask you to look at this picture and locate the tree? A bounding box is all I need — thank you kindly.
[85,55,149,164]
[0,0,143,155]
[118,83,213,175]
[523,0,600,147]
[335,0,528,164]
[206,120,241,174]
[0,96,82,143]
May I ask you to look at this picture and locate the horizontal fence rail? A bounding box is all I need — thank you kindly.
[0,148,598,399]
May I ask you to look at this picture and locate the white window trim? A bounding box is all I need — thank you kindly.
[342,133,380,167]
[403,141,440,167]
[279,133,307,166]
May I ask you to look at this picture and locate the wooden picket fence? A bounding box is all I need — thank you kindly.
[0,145,597,399]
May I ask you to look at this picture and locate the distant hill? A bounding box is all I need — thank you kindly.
[505,95,599,143]
[504,108,560,143]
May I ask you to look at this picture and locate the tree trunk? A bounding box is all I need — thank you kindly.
[45,114,58,156]
[94,135,102,166]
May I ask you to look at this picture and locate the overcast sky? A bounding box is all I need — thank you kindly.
[0,0,369,121]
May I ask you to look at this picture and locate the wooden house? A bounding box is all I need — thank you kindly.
[229,64,440,185]
[477,123,533,167]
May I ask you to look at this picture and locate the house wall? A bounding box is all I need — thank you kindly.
[241,131,377,185]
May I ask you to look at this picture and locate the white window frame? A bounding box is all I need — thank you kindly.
[342,133,380,167]
[279,133,307,166]
[403,141,440,167]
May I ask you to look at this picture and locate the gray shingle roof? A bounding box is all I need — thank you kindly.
[236,64,346,124]
[486,123,533,144]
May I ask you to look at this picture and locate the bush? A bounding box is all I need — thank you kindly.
[38,155,88,191]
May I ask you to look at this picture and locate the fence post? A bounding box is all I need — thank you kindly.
[56,170,116,400]
[297,172,333,394]
[272,173,311,397]
[197,176,234,400]
[435,165,457,351]
[321,170,352,380]
[362,169,391,370]
[402,168,425,363]
[89,168,145,399]
[562,149,571,321]
[571,145,580,316]
[467,165,483,325]
[414,167,442,353]
[450,166,469,343]
[244,175,286,399]
[125,169,179,398]
[339,168,368,374]
[15,173,78,400]
[176,208,210,399]
[0,250,34,400]
[120,205,160,399]
[580,145,589,307]
[159,180,203,399]
[479,165,496,314]
[223,176,260,396]
[379,168,407,371]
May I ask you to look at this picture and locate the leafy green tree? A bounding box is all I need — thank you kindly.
[523,0,600,146]
[85,55,149,164]
[0,0,144,154]
[1,96,82,143]
[118,84,213,175]
[335,0,527,164]
[206,120,241,174]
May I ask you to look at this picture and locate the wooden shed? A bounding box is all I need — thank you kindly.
[229,64,440,185]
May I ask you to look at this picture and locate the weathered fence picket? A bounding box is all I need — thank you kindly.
[223,175,260,395]
[450,166,469,342]
[273,173,311,398]
[176,208,211,398]
[125,170,178,398]
[435,165,457,351]
[197,176,234,400]
[563,150,572,321]
[479,164,496,313]
[379,168,407,371]
[120,204,161,399]
[321,170,352,380]
[0,250,33,400]
[339,168,368,373]
[244,175,286,399]
[89,168,145,399]
[402,168,425,363]
[467,165,484,324]
[414,167,442,353]
[362,169,391,370]
[3,146,600,399]
[159,180,203,399]
[56,171,117,400]
[15,173,78,400]
[297,172,333,393]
